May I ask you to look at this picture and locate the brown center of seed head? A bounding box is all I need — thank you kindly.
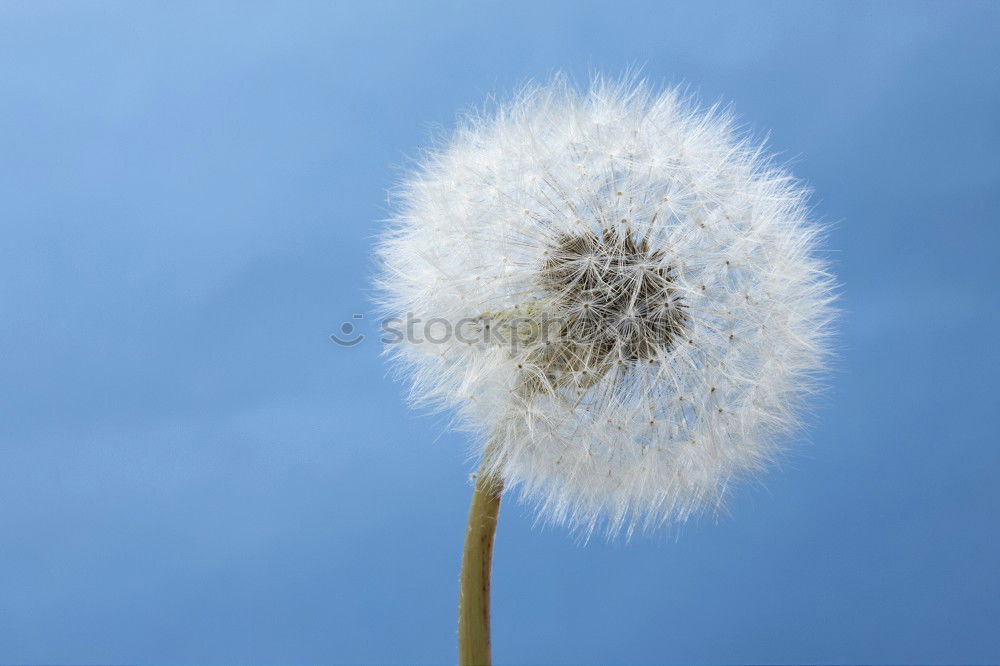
[522,225,688,394]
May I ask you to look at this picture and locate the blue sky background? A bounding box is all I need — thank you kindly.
[1,1,999,664]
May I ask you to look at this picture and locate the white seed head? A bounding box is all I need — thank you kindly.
[375,76,835,537]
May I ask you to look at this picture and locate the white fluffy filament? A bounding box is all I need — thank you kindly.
[376,75,835,538]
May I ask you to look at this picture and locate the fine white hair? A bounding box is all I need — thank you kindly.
[376,75,835,537]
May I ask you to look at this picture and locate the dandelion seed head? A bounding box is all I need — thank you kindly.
[375,75,835,537]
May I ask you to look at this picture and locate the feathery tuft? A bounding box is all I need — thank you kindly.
[375,75,835,537]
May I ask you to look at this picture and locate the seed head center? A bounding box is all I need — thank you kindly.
[538,226,688,371]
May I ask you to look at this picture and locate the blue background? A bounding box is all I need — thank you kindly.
[2,1,998,663]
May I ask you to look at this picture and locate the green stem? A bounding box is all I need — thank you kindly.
[458,461,503,666]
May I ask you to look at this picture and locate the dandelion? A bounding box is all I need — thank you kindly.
[375,75,834,664]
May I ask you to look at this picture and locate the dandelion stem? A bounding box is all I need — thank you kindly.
[458,459,503,666]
